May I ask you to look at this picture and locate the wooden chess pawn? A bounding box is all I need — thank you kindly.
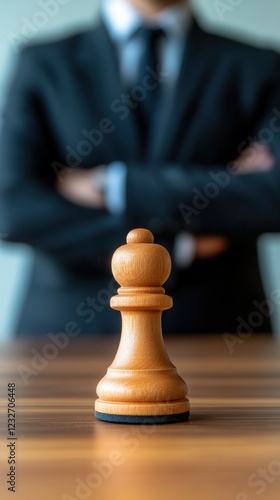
[95,228,190,423]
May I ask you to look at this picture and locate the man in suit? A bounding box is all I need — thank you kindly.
[0,0,280,336]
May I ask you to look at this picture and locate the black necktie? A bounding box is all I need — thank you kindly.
[134,27,165,151]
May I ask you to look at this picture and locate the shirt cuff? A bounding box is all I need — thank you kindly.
[174,232,196,269]
[105,162,127,215]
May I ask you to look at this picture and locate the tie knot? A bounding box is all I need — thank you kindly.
[137,26,165,45]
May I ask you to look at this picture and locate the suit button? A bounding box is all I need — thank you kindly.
[166,218,179,232]
[148,217,165,234]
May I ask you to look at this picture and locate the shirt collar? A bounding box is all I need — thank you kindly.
[102,0,191,42]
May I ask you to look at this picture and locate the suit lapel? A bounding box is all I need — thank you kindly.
[77,22,141,161]
[150,20,214,162]
[77,20,215,163]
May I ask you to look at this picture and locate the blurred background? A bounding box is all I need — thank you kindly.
[0,0,280,339]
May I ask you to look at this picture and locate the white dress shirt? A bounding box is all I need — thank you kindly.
[102,0,190,90]
[101,0,196,267]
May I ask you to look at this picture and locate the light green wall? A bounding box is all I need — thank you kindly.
[195,0,280,48]
[0,0,280,338]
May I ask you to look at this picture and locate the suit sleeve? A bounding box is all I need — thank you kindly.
[0,48,128,266]
[125,58,280,237]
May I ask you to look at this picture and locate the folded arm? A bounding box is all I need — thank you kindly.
[0,49,127,266]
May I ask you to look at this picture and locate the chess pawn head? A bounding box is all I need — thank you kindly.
[112,227,171,288]
[95,228,190,424]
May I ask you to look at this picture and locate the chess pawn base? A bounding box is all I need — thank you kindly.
[95,229,190,424]
[95,411,190,425]
[95,308,190,424]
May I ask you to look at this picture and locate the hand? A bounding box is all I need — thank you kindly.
[233,142,275,174]
[56,166,107,209]
[195,235,230,260]
[194,143,275,260]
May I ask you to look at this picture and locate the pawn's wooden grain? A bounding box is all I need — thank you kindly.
[95,229,190,423]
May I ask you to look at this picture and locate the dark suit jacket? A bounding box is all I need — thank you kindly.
[1,18,280,336]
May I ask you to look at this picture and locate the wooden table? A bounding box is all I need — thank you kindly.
[0,335,280,500]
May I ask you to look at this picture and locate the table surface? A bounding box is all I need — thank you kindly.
[0,334,280,500]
